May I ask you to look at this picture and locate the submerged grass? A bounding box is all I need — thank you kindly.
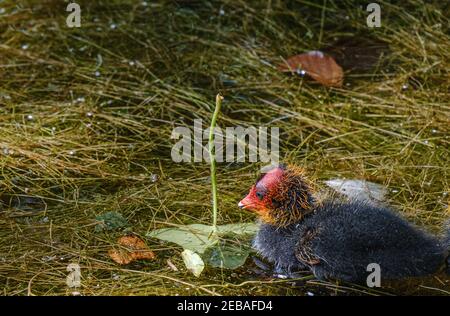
[0,0,449,295]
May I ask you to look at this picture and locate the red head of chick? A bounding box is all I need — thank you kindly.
[238,164,315,227]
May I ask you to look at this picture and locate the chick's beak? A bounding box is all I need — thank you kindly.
[238,199,249,209]
[238,191,255,210]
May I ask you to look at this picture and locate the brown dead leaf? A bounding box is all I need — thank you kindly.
[279,50,343,87]
[109,235,156,265]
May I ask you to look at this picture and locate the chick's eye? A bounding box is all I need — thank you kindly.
[255,191,264,200]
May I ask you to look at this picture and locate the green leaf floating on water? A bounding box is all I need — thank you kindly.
[147,222,258,274]
[217,223,259,236]
[205,241,252,269]
[147,224,217,254]
[147,223,257,254]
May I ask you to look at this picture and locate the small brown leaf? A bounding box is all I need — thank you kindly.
[109,235,156,265]
[279,50,344,87]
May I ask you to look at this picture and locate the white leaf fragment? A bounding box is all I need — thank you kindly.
[181,249,205,277]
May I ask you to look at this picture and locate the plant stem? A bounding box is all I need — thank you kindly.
[209,93,223,232]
